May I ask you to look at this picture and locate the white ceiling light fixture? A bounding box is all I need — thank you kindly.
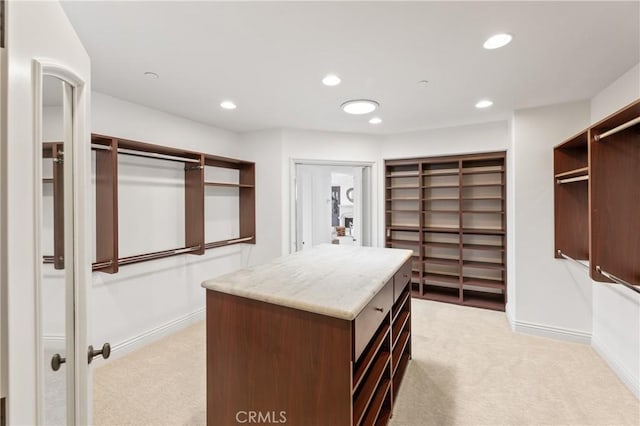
[341,99,379,115]
[322,74,341,86]
[144,71,159,79]
[220,100,237,110]
[475,99,493,109]
[417,80,429,87]
[483,33,513,50]
[369,117,382,124]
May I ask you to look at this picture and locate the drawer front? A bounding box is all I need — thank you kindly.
[393,259,412,302]
[353,279,393,361]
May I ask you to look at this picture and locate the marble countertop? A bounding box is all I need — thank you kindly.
[201,245,413,320]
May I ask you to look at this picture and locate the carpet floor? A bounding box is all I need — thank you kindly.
[93,299,639,425]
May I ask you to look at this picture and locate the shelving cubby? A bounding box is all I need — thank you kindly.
[386,152,507,311]
[553,130,589,263]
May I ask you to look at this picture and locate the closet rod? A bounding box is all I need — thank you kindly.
[595,266,640,294]
[90,143,201,164]
[557,250,589,270]
[594,116,640,141]
[92,260,114,270]
[556,175,588,184]
[118,244,201,266]
[204,236,254,249]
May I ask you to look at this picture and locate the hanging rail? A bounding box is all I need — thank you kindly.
[593,116,640,141]
[557,250,589,270]
[556,175,589,184]
[595,266,640,294]
[118,245,202,267]
[92,260,114,270]
[204,236,254,250]
[91,143,201,164]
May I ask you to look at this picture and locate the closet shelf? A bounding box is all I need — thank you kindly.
[424,257,460,266]
[386,172,419,178]
[554,167,589,180]
[422,171,459,177]
[463,243,504,251]
[462,168,504,175]
[463,277,505,289]
[424,241,459,249]
[463,260,505,270]
[423,227,461,234]
[423,273,460,286]
[462,228,505,235]
[461,183,503,188]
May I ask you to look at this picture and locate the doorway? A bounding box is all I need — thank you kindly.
[292,161,373,252]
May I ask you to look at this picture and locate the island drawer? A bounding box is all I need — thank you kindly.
[393,259,412,302]
[353,279,393,361]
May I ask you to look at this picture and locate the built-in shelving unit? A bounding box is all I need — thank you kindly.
[385,152,507,311]
[86,134,255,274]
[555,99,639,294]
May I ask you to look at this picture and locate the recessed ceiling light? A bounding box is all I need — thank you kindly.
[369,117,382,124]
[144,71,159,79]
[220,101,237,110]
[483,33,512,50]
[417,80,429,87]
[341,99,379,115]
[475,100,493,109]
[322,74,341,86]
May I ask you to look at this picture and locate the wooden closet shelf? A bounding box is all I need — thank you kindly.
[463,277,505,289]
[353,324,390,392]
[554,167,589,179]
[423,273,460,286]
[463,260,505,270]
[463,243,504,251]
[360,380,391,426]
[423,227,461,234]
[422,287,460,304]
[388,197,420,201]
[462,228,505,235]
[463,291,505,311]
[422,185,460,189]
[461,197,504,201]
[388,225,421,231]
[462,210,505,214]
[461,183,503,188]
[392,331,411,374]
[386,173,420,178]
[353,352,390,426]
[423,209,460,213]
[422,171,459,177]
[424,257,460,266]
[386,209,420,213]
[386,186,419,189]
[424,241,460,249]
[462,168,504,175]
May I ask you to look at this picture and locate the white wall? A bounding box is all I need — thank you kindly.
[589,63,640,398]
[511,101,592,340]
[90,92,257,360]
[5,1,91,422]
[238,129,284,265]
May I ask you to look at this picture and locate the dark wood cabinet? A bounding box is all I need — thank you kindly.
[206,257,412,426]
[385,152,507,311]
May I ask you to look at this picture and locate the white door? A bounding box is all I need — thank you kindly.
[5,2,92,423]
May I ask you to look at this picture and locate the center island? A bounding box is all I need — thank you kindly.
[202,245,414,426]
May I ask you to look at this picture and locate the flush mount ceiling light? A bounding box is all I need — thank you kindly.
[475,99,493,109]
[417,80,429,87]
[322,74,341,86]
[369,117,382,124]
[341,99,379,115]
[144,71,159,79]
[483,33,513,50]
[220,101,237,110]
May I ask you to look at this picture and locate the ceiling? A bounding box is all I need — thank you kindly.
[61,1,640,135]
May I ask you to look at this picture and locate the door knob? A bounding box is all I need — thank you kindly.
[51,353,66,371]
[88,342,111,364]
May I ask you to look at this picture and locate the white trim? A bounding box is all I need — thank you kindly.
[504,302,515,331]
[512,319,592,344]
[591,335,640,400]
[99,308,206,364]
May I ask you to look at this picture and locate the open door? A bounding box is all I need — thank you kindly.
[5,2,92,424]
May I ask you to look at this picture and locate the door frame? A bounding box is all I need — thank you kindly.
[289,159,375,254]
[32,58,91,425]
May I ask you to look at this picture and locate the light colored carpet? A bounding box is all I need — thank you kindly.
[94,299,639,425]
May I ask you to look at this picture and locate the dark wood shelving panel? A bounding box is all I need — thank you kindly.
[588,100,639,288]
[386,152,507,311]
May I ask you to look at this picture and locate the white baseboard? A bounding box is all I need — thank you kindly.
[512,319,592,344]
[106,308,205,362]
[591,335,640,400]
[505,303,515,331]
